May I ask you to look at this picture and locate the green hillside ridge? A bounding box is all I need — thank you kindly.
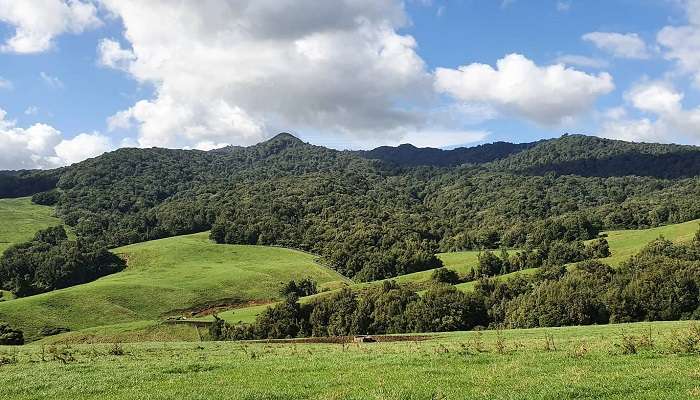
[215,219,700,324]
[0,197,65,255]
[0,232,350,340]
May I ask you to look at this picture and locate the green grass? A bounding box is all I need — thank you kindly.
[3,320,700,399]
[0,232,350,340]
[0,197,64,255]
[599,218,700,266]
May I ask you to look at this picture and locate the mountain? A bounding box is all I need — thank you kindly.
[492,134,700,178]
[353,140,539,167]
[2,133,700,282]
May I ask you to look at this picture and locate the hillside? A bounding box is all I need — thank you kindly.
[0,197,65,255]
[353,140,538,167]
[0,232,349,340]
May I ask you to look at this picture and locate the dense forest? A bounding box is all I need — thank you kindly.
[2,133,700,283]
[0,226,125,297]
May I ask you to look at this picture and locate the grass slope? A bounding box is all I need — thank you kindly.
[3,320,700,399]
[0,232,350,340]
[599,218,700,266]
[0,197,64,255]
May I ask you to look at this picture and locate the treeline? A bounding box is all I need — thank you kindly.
[0,169,61,198]
[211,230,700,340]
[7,133,700,282]
[0,226,125,297]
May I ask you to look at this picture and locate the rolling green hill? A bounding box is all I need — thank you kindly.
[0,232,350,340]
[0,197,64,255]
[452,218,700,292]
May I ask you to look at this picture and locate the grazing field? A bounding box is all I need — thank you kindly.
[0,232,350,340]
[599,218,700,266]
[0,197,64,255]
[2,321,700,399]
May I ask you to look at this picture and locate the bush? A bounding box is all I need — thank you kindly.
[431,268,460,284]
[280,278,318,298]
[31,190,61,206]
[39,327,71,337]
[0,322,24,345]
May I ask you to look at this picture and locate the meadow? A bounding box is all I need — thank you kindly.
[0,197,64,255]
[0,232,350,340]
[3,320,700,399]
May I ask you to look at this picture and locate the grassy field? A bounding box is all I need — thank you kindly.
[0,197,64,255]
[3,320,700,399]
[599,218,700,266]
[0,232,350,340]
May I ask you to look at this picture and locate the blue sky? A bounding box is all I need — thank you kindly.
[0,0,699,169]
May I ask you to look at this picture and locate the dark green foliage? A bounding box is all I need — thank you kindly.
[354,141,538,167]
[0,322,24,345]
[280,278,317,298]
[209,315,227,341]
[31,190,61,206]
[586,238,611,258]
[431,268,460,284]
[7,133,700,281]
[406,285,486,332]
[39,326,71,337]
[0,169,60,198]
[0,226,126,296]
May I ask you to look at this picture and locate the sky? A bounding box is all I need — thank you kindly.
[1,0,700,169]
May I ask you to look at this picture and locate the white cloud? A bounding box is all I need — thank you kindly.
[556,1,571,12]
[0,0,101,53]
[97,38,134,70]
[97,0,440,149]
[40,72,64,89]
[0,108,113,169]
[600,81,700,143]
[0,76,12,89]
[24,106,39,116]
[434,53,614,125]
[657,0,700,87]
[54,132,113,164]
[554,54,610,69]
[583,32,650,59]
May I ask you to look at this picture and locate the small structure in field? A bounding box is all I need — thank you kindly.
[353,335,376,343]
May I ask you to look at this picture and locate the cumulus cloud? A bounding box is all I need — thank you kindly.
[0,0,101,53]
[93,0,453,149]
[583,32,650,59]
[434,53,614,125]
[600,82,700,143]
[97,38,134,70]
[0,108,113,169]
[0,76,12,89]
[54,132,113,164]
[657,0,700,86]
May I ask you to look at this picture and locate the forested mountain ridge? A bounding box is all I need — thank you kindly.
[2,133,700,282]
[352,140,539,167]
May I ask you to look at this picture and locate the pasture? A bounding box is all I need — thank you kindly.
[2,321,700,399]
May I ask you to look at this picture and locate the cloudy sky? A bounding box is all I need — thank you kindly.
[0,0,699,169]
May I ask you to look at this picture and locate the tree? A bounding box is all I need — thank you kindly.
[431,268,460,285]
[0,322,24,345]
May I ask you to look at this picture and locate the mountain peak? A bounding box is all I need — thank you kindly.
[268,132,303,143]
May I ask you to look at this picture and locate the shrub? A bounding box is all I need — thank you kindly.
[431,268,460,285]
[40,327,70,337]
[31,189,61,206]
[0,322,24,346]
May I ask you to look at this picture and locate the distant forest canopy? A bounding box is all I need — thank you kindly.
[2,133,700,281]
